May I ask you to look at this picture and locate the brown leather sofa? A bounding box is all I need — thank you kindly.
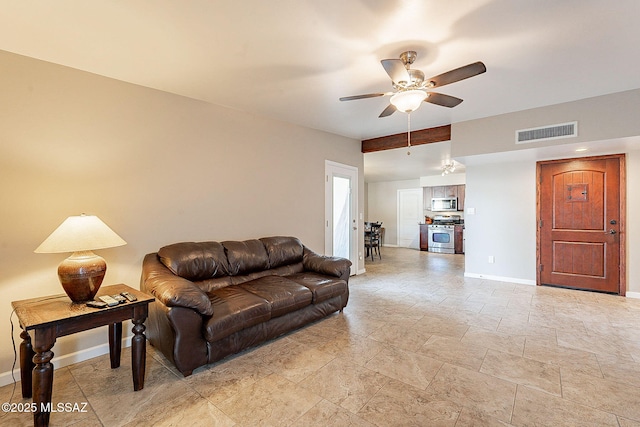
[141,236,351,376]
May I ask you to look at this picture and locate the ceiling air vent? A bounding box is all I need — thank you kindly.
[516,121,577,144]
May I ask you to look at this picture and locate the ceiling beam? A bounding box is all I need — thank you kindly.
[361,124,451,153]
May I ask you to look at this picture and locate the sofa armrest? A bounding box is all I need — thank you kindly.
[141,253,213,316]
[302,246,352,280]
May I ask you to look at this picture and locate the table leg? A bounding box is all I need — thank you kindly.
[131,306,148,391]
[109,322,122,369]
[19,329,35,398]
[33,327,56,427]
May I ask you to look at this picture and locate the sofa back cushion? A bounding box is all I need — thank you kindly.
[158,237,305,282]
[158,241,229,281]
[260,236,304,269]
[223,239,269,276]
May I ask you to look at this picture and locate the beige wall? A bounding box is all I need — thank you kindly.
[463,159,538,284]
[0,50,363,381]
[452,88,640,158]
[452,90,640,293]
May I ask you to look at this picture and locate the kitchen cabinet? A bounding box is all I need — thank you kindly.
[419,224,429,251]
[432,186,457,198]
[431,186,444,198]
[423,187,432,210]
[456,185,465,211]
[454,225,464,254]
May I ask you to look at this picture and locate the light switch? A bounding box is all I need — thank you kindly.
[466,207,476,215]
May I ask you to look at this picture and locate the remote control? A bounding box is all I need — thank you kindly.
[98,295,119,307]
[86,300,108,309]
[111,294,126,304]
[121,291,137,302]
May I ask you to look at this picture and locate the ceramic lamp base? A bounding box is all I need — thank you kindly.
[57,251,106,302]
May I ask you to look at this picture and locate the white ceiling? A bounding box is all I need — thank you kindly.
[364,141,464,183]
[2,1,640,181]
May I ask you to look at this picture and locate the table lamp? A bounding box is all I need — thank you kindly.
[35,214,127,302]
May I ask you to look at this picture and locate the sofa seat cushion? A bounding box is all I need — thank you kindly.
[287,272,347,304]
[239,276,312,318]
[204,287,271,342]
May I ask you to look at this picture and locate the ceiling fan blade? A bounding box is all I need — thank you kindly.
[427,62,486,88]
[381,59,410,84]
[339,93,387,101]
[378,104,397,118]
[425,92,464,108]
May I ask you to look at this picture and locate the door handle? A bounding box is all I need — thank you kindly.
[606,229,617,235]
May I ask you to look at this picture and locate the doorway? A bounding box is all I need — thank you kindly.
[325,161,358,275]
[537,154,626,294]
[397,188,423,249]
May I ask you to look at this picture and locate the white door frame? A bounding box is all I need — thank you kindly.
[325,160,358,275]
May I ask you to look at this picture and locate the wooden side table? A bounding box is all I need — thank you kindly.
[11,284,154,427]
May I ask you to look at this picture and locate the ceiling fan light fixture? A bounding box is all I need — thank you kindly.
[390,90,427,113]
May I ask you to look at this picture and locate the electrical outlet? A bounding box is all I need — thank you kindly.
[488,256,495,264]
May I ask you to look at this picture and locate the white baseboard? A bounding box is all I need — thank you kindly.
[0,337,132,388]
[465,274,640,297]
[382,244,398,247]
[464,272,536,286]
[356,268,366,275]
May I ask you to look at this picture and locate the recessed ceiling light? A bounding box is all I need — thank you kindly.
[575,147,588,152]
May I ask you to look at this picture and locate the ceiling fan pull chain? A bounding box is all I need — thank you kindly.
[407,113,411,155]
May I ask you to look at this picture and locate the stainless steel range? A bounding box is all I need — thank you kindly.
[428,215,462,254]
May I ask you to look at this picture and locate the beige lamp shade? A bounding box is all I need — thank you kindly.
[35,214,126,302]
[35,214,126,254]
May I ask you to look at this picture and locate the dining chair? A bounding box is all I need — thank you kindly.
[365,221,382,261]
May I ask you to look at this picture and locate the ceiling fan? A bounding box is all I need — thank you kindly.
[339,51,486,117]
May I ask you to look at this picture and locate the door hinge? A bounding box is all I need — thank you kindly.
[539,220,543,228]
[539,264,544,272]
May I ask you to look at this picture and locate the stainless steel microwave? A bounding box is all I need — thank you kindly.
[431,197,458,212]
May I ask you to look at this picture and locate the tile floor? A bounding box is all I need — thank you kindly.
[3,247,640,426]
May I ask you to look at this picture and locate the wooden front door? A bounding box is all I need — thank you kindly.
[537,154,626,294]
